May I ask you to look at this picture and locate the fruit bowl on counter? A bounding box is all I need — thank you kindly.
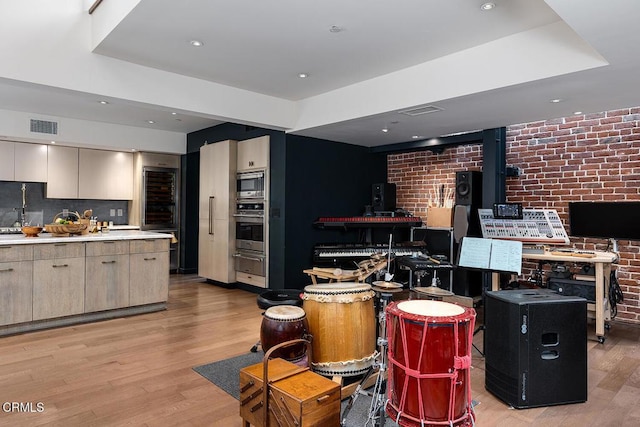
[44,212,88,237]
[21,225,44,237]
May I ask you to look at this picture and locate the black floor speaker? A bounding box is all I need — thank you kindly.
[484,289,587,409]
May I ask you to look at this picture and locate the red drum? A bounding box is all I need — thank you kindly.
[385,300,476,427]
[260,305,309,362]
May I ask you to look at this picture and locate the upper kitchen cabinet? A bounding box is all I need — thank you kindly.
[14,143,48,182]
[78,149,133,200]
[0,141,15,181]
[237,136,269,171]
[46,145,79,199]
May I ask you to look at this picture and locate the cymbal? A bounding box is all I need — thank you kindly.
[372,281,403,289]
[372,286,404,294]
[413,286,454,297]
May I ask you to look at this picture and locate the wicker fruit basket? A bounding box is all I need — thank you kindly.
[45,212,88,237]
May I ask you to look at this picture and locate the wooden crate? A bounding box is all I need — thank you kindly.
[240,358,341,427]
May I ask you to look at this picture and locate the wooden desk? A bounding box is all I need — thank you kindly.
[491,250,618,343]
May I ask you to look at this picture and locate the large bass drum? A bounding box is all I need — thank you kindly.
[385,300,476,427]
[302,283,376,376]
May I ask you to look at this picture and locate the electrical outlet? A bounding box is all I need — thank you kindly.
[117,209,123,217]
[110,209,116,217]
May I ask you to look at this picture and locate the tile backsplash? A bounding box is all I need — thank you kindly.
[0,181,128,227]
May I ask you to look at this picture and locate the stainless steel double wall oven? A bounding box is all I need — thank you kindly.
[234,171,266,278]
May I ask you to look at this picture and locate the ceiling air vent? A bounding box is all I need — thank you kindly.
[398,105,444,116]
[30,119,58,135]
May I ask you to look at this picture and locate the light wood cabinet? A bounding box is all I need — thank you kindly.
[33,242,85,321]
[78,149,133,200]
[0,245,33,326]
[199,141,237,283]
[0,261,33,326]
[85,241,130,312]
[0,141,15,181]
[33,257,85,320]
[129,252,168,305]
[46,145,79,199]
[237,136,269,171]
[14,143,48,182]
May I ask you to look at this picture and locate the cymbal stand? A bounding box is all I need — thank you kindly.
[341,291,392,427]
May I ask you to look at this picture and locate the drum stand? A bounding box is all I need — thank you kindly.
[341,291,392,427]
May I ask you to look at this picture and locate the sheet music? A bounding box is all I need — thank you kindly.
[458,237,492,270]
[458,237,522,274]
[489,239,522,274]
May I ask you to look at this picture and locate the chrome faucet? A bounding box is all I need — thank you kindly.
[13,184,27,227]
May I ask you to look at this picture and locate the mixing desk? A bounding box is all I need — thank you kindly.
[478,208,570,244]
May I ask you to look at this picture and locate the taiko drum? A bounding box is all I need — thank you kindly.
[302,283,376,376]
[385,300,476,427]
[260,305,309,362]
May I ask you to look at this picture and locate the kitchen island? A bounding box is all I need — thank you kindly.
[0,230,171,336]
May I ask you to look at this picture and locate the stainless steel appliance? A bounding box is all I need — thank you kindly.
[234,202,264,252]
[236,170,265,199]
[233,250,266,276]
[233,201,266,278]
[141,166,179,271]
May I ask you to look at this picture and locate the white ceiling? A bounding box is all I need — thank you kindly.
[1,0,640,148]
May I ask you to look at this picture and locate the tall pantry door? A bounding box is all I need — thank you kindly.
[198,141,237,283]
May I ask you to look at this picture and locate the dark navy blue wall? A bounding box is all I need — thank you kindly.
[283,135,387,288]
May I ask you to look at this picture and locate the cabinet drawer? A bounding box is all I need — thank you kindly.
[86,240,129,256]
[130,239,169,254]
[34,242,85,260]
[0,245,33,262]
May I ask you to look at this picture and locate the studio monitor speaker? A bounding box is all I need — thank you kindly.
[455,171,482,206]
[372,183,396,212]
[484,289,587,409]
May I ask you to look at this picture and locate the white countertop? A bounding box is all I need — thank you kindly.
[0,230,172,245]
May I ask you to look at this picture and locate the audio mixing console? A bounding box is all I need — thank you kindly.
[478,208,570,244]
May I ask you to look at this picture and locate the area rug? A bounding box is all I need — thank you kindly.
[193,352,398,426]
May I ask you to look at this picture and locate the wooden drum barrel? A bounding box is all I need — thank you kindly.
[260,305,309,362]
[302,283,376,376]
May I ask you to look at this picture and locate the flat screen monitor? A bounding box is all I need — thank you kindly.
[568,202,640,241]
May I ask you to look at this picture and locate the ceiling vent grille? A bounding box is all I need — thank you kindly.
[30,119,58,135]
[398,105,443,116]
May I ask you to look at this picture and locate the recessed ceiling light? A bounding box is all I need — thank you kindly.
[98,100,109,105]
[190,40,203,47]
[412,135,423,139]
[574,111,583,115]
[171,112,177,115]
[131,148,136,152]
[329,25,343,33]
[382,128,389,133]
[298,73,308,78]
[481,2,496,11]
[50,141,56,144]
[550,99,562,103]
[147,120,155,124]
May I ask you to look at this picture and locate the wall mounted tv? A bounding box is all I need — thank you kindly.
[568,202,640,241]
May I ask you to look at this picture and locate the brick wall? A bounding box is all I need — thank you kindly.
[388,106,640,324]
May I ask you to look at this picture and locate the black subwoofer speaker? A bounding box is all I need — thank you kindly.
[455,171,482,206]
[485,289,587,409]
[372,183,396,212]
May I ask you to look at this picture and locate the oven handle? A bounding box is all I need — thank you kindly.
[232,214,264,219]
[233,253,265,262]
[209,196,215,235]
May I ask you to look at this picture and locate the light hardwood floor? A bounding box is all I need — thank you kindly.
[1,274,639,426]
